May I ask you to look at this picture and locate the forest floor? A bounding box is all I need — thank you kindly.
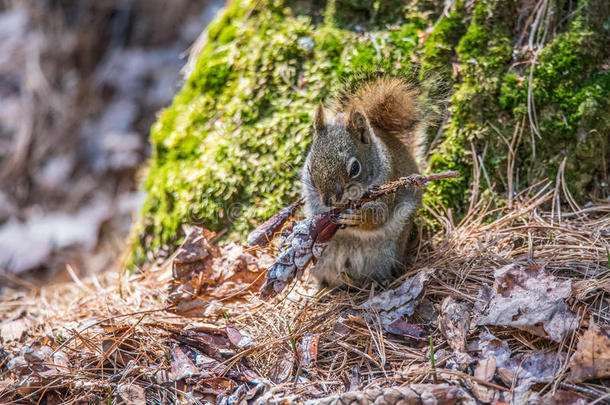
[1,181,609,404]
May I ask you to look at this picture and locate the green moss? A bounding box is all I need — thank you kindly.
[493,0,610,196]
[326,0,408,29]
[426,0,516,212]
[132,0,610,264]
[420,2,466,79]
[426,0,609,214]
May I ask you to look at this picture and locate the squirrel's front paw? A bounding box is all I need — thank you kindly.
[336,208,364,227]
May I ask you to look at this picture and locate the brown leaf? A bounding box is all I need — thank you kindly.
[99,327,140,367]
[474,264,579,342]
[472,347,500,403]
[533,390,588,405]
[168,226,272,316]
[117,382,146,405]
[6,355,28,376]
[503,351,566,400]
[476,331,565,384]
[474,356,496,382]
[167,325,232,358]
[52,350,70,373]
[471,331,566,402]
[195,377,235,395]
[297,333,319,368]
[171,226,216,279]
[269,349,294,384]
[226,326,248,348]
[0,377,14,394]
[414,298,437,324]
[355,269,432,328]
[0,319,29,342]
[385,318,428,340]
[472,330,511,366]
[439,297,473,369]
[470,381,500,404]
[170,346,199,380]
[568,322,610,382]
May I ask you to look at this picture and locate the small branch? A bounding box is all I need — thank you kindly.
[247,198,304,247]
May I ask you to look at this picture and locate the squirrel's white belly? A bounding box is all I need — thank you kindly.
[311,226,400,286]
[309,200,418,286]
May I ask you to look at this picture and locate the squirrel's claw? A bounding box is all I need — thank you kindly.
[336,208,364,227]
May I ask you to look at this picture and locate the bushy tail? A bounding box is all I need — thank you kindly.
[332,74,443,166]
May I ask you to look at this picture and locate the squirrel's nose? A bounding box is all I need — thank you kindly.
[330,182,343,205]
[322,182,343,207]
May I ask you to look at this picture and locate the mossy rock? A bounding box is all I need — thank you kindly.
[131,0,610,264]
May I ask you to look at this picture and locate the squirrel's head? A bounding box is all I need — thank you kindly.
[305,102,382,207]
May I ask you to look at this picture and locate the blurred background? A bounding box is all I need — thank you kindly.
[0,0,224,289]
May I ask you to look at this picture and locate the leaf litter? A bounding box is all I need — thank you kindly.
[1,186,609,403]
[473,263,580,343]
[568,322,610,382]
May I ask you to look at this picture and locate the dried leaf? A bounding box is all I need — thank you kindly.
[474,356,496,382]
[170,346,199,380]
[355,268,432,328]
[532,390,588,405]
[568,322,610,382]
[501,351,566,399]
[117,382,146,405]
[414,298,437,324]
[0,377,13,394]
[475,331,565,384]
[52,350,70,373]
[297,333,319,368]
[439,297,473,369]
[221,384,248,404]
[168,227,272,315]
[196,377,235,395]
[470,331,566,402]
[473,330,512,366]
[269,349,294,384]
[471,382,499,404]
[23,344,53,363]
[1,319,28,342]
[225,326,253,348]
[471,343,501,403]
[385,318,428,340]
[99,326,141,367]
[474,264,579,342]
[225,326,242,346]
[167,325,232,358]
[171,226,216,280]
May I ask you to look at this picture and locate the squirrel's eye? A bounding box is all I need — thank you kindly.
[348,158,361,178]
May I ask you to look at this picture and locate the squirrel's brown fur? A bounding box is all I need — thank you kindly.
[301,76,426,287]
[331,77,421,149]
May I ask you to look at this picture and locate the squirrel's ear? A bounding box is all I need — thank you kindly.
[347,109,370,144]
[314,102,325,134]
